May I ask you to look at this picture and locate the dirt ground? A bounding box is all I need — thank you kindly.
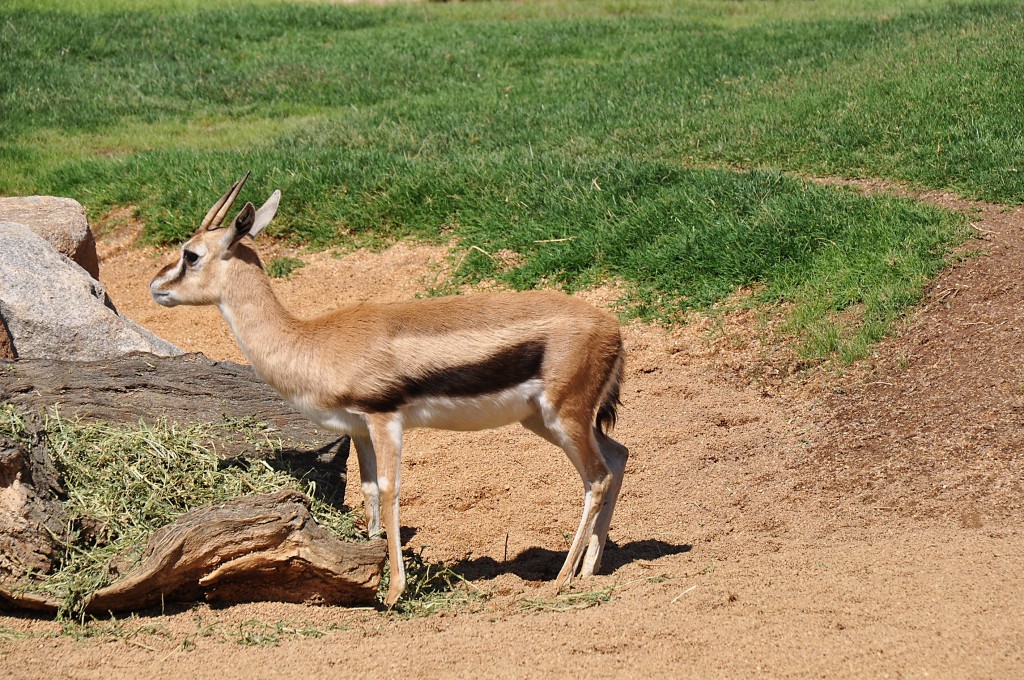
[1,181,1022,678]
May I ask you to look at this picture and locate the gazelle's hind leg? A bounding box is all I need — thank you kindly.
[352,434,381,537]
[522,413,612,591]
[581,432,628,576]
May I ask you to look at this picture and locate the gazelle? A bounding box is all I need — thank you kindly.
[150,173,628,605]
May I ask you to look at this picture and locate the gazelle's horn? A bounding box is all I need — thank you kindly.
[201,171,251,229]
[200,180,238,230]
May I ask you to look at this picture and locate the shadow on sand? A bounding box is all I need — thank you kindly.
[451,539,691,582]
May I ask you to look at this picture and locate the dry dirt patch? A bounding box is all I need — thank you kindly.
[801,179,1024,524]
[1,194,1022,677]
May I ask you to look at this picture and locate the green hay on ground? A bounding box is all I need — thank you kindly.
[2,407,363,620]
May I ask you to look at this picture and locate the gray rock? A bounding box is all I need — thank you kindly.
[0,196,100,279]
[0,221,182,361]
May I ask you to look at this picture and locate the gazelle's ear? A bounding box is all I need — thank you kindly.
[249,190,281,239]
[220,202,256,255]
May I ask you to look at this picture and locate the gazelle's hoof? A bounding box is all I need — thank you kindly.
[384,582,405,607]
[553,570,574,594]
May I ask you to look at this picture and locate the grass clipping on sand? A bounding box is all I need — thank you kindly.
[0,405,363,618]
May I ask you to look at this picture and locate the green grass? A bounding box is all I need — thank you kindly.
[378,548,487,618]
[520,586,615,614]
[1,615,349,648]
[2,0,1012,359]
[266,256,307,279]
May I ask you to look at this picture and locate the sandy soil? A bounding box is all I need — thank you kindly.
[1,183,1022,678]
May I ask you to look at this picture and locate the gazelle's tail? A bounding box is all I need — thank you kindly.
[595,345,624,434]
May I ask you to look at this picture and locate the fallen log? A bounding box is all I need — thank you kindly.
[88,489,386,612]
[1,490,386,613]
[0,352,340,456]
[0,424,68,613]
[0,353,386,612]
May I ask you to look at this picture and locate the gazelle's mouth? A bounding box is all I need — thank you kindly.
[151,290,174,307]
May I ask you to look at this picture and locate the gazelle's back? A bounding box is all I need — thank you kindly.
[290,289,623,430]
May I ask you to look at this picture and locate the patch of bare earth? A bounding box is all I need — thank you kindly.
[802,179,1024,524]
[1,190,1021,678]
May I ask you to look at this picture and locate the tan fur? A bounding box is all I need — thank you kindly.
[151,181,628,605]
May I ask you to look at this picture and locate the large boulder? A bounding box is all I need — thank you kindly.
[0,221,182,361]
[0,196,100,279]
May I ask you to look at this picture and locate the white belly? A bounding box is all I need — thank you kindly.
[286,379,543,434]
[401,379,543,431]
[289,395,369,436]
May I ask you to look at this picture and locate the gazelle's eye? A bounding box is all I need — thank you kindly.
[183,250,199,267]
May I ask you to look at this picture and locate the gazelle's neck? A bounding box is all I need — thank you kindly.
[217,245,301,380]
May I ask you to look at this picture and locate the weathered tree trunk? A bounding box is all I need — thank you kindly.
[0,320,14,361]
[0,422,67,611]
[0,352,340,455]
[0,353,386,613]
[87,490,385,612]
[1,489,386,613]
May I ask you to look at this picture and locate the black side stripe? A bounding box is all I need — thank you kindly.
[352,339,546,413]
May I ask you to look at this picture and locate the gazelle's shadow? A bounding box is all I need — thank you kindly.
[451,539,691,582]
[227,435,353,510]
[232,440,689,581]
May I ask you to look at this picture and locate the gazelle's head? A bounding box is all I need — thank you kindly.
[150,172,280,307]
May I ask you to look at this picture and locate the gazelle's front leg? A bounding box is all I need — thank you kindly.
[365,413,406,606]
[352,434,381,537]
